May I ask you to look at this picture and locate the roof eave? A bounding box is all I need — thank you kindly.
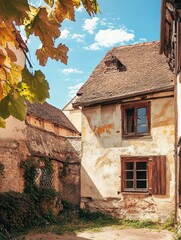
[73,85,174,108]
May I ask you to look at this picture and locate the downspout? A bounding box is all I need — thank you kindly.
[174,70,178,225]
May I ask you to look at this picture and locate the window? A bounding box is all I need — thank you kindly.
[121,156,166,194]
[122,102,151,138]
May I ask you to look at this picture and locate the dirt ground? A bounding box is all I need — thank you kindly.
[23,226,175,240]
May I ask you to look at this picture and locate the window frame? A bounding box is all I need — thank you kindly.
[121,157,149,193]
[121,101,151,138]
[121,156,166,195]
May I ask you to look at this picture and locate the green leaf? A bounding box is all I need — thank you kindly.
[0,96,10,119]
[0,92,26,121]
[8,92,26,121]
[21,68,50,103]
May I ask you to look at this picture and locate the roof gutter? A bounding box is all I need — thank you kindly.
[73,85,174,108]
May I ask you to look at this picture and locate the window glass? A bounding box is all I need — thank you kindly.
[137,107,147,133]
[125,108,134,134]
[122,159,148,192]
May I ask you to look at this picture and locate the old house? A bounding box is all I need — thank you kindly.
[0,101,81,205]
[73,41,175,222]
[63,96,82,132]
[160,0,181,224]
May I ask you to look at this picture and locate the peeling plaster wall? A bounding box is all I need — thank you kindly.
[26,127,81,205]
[0,116,81,206]
[0,117,28,192]
[81,96,175,222]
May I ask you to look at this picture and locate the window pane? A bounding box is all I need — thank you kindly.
[125,108,134,133]
[136,180,147,189]
[138,107,146,116]
[125,181,133,188]
[138,115,146,125]
[136,162,147,170]
[125,162,133,170]
[137,107,147,133]
[137,124,147,133]
[136,171,147,179]
[125,171,133,179]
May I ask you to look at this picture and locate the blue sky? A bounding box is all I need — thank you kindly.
[26,0,162,109]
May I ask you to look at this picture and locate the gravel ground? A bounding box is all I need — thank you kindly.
[23,226,175,240]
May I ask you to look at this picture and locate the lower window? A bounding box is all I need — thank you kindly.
[122,157,148,192]
[121,156,166,195]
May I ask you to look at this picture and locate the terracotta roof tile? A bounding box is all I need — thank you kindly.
[26,101,78,133]
[74,41,174,106]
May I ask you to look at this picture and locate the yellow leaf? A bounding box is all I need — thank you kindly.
[36,44,68,66]
[9,63,23,84]
[0,23,17,48]
[5,46,17,62]
[81,0,100,16]
[25,7,60,48]
[54,0,75,23]
[0,49,6,66]
[72,0,81,8]
[0,83,3,101]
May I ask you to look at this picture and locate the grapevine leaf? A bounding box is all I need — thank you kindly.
[81,0,100,16]
[25,7,60,48]
[5,46,17,62]
[0,96,10,119]
[0,49,6,66]
[0,0,30,25]
[72,0,81,8]
[0,23,17,49]
[9,63,24,84]
[44,0,54,7]
[36,43,68,66]
[54,0,75,22]
[0,83,3,101]
[0,117,6,128]
[8,92,26,121]
[21,68,49,103]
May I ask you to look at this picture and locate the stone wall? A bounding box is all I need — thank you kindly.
[0,118,81,206]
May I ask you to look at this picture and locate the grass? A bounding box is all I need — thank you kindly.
[16,207,176,239]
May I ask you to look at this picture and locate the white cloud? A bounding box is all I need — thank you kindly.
[68,82,84,99]
[139,37,147,42]
[60,68,83,75]
[82,17,99,34]
[86,28,135,50]
[72,33,85,42]
[59,29,70,39]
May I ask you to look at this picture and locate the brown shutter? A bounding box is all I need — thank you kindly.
[150,156,166,195]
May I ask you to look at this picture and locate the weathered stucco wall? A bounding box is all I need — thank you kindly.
[0,117,28,192]
[81,96,175,222]
[26,115,77,137]
[63,99,82,133]
[0,116,81,206]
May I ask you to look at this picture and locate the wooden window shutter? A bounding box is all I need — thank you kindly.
[149,156,166,195]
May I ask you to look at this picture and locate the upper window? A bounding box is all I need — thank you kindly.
[122,102,151,138]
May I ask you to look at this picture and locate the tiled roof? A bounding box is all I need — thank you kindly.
[26,101,78,133]
[74,41,174,107]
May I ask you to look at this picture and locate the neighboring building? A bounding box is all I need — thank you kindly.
[62,96,82,132]
[74,41,175,222]
[0,101,81,205]
[160,0,181,224]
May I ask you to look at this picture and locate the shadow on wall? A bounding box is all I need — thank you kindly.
[81,166,103,200]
